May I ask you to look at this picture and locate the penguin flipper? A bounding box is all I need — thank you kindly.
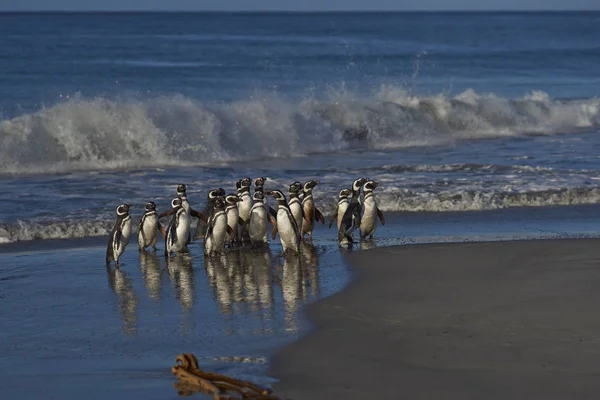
[158,222,166,239]
[226,225,235,238]
[190,209,208,223]
[377,208,385,225]
[328,211,338,229]
[268,206,277,219]
[238,217,245,227]
[314,207,325,224]
[158,208,175,219]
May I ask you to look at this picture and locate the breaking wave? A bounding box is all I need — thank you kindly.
[1,88,599,175]
[3,186,600,243]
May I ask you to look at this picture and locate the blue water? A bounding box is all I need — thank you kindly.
[2,11,600,399]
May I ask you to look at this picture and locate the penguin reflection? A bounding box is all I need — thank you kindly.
[279,252,303,333]
[139,251,162,301]
[106,265,138,335]
[205,253,234,315]
[166,253,194,310]
[301,241,321,300]
[239,247,274,313]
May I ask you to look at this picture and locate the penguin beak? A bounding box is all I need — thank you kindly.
[265,191,274,196]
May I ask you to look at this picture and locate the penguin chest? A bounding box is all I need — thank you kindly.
[302,198,315,233]
[361,197,377,233]
[206,212,227,253]
[226,207,239,229]
[249,205,268,241]
[120,217,132,243]
[277,209,299,251]
[289,200,303,228]
[238,194,252,221]
[140,214,158,246]
[337,201,349,230]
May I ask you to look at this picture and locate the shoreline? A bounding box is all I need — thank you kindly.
[270,239,600,399]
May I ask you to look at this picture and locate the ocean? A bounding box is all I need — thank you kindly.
[2,11,600,399]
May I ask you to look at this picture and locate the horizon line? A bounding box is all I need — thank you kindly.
[1,9,600,13]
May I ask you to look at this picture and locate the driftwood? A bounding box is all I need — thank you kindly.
[172,353,283,399]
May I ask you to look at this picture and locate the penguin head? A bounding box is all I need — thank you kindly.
[254,177,267,187]
[214,198,225,209]
[266,190,286,202]
[303,180,319,192]
[289,181,303,194]
[145,201,156,212]
[240,177,252,188]
[208,188,225,200]
[176,184,187,195]
[236,179,242,189]
[352,178,369,192]
[225,194,240,205]
[171,198,182,209]
[253,191,265,202]
[339,189,352,199]
[364,180,380,191]
[116,204,130,216]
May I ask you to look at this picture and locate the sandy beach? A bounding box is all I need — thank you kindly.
[271,239,600,399]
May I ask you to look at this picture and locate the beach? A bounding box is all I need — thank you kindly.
[271,239,600,399]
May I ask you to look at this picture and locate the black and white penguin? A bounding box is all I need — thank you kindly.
[138,201,160,251]
[301,180,325,240]
[266,190,301,254]
[165,198,190,256]
[196,187,226,238]
[360,180,385,239]
[204,197,231,256]
[224,193,242,246]
[338,177,368,245]
[106,203,132,266]
[249,191,269,247]
[288,181,304,232]
[254,176,267,194]
[328,188,352,230]
[237,177,253,243]
[159,184,207,243]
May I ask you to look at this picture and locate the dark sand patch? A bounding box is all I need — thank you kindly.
[271,239,600,399]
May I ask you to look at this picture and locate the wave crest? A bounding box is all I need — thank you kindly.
[1,88,599,174]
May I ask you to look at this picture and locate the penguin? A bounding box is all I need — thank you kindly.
[266,190,301,254]
[328,188,352,230]
[106,203,132,266]
[165,198,190,256]
[360,180,385,239]
[254,176,267,194]
[338,177,368,245]
[236,177,253,243]
[195,187,226,239]
[301,180,325,240]
[288,181,304,233]
[224,193,242,246]
[248,191,269,247]
[138,201,160,251]
[204,197,234,257]
[159,184,207,243]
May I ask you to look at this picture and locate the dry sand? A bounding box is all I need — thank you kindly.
[271,239,600,399]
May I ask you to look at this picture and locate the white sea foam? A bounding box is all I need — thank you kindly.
[1,89,599,175]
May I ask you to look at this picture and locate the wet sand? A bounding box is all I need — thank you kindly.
[271,239,600,399]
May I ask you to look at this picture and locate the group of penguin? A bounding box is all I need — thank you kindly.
[106,177,385,266]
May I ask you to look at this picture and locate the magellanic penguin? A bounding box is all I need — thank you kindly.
[288,181,304,233]
[165,198,190,256]
[338,178,368,245]
[360,180,385,239]
[266,190,301,254]
[138,201,160,251]
[159,184,207,243]
[204,197,234,257]
[328,188,352,230]
[254,176,267,194]
[237,177,253,243]
[301,180,325,240]
[224,193,242,246]
[106,204,132,266]
[197,187,226,237]
[248,191,270,247]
